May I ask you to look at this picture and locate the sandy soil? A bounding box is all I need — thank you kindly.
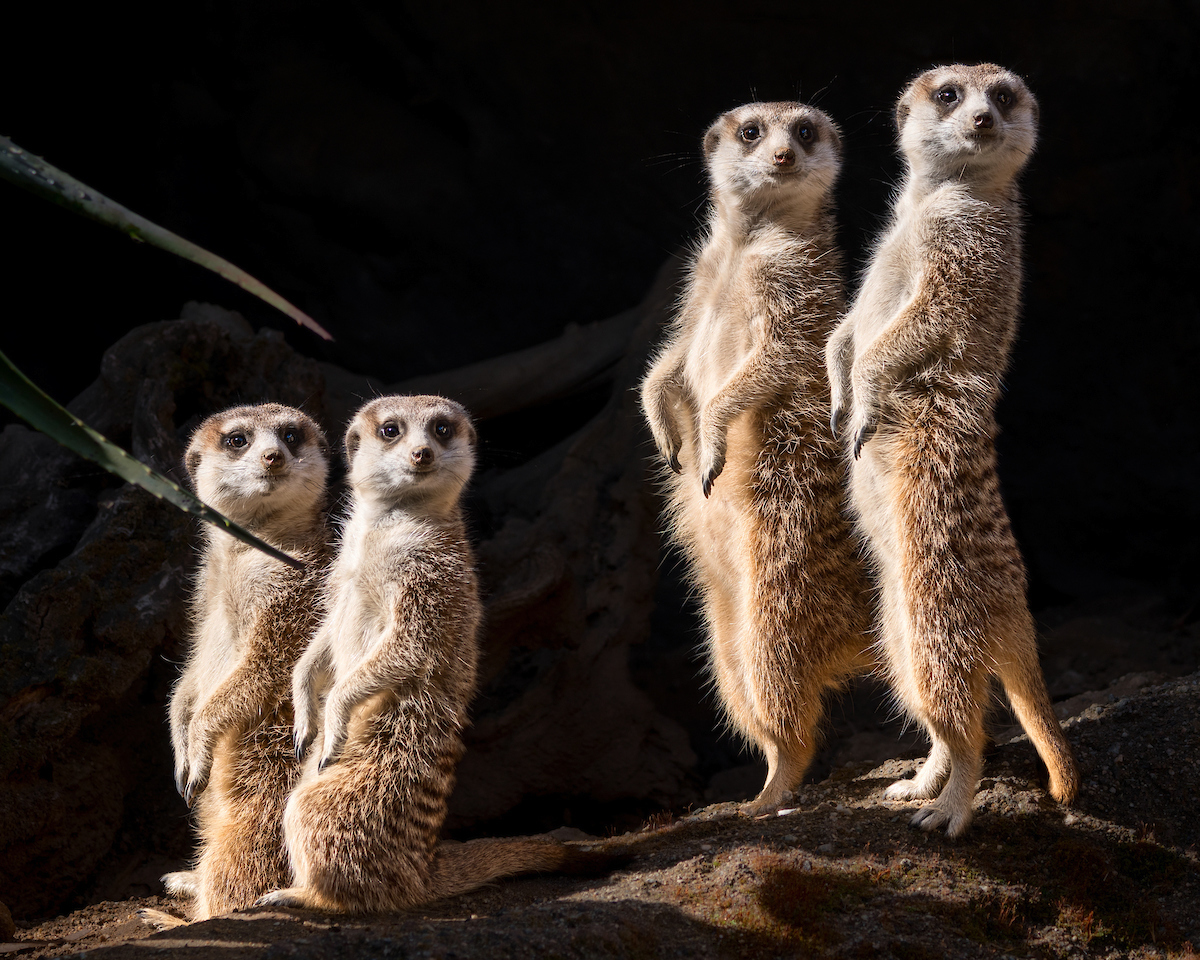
[7,669,1200,960]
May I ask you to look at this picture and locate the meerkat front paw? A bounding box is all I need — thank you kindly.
[649,425,684,475]
[317,723,346,772]
[173,758,190,799]
[183,742,212,806]
[698,442,726,498]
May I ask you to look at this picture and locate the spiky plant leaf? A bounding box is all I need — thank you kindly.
[0,349,304,570]
[0,135,332,341]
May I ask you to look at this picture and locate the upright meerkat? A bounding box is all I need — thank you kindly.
[259,395,609,913]
[825,64,1079,836]
[163,403,330,919]
[640,102,873,813]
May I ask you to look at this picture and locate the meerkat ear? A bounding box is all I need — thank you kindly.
[344,426,361,467]
[462,419,478,448]
[312,424,331,461]
[702,119,724,160]
[895,98,911,137]
[823,120,843,158]
[184,445,203,487]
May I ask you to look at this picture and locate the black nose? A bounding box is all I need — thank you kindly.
[411,445,434,466]
[774,148,795,167]
[974,111,994,130]
[263,450,281,465]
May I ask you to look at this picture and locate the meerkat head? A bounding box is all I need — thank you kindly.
[896,63,1038,186]
[184,403,329,531]
[344,395,477,518]
[702,101,842,222]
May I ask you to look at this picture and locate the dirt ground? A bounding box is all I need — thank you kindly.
[6,665,1199,960]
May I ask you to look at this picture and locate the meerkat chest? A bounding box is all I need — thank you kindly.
[682,247,762,404]
[848,197,927,354]
[326,514,429,670]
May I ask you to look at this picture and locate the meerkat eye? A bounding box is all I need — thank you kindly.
[796,124,814,142]
[739,123,761,143]
[936,87,959,105]
[380,422,400,440]
[282,427,300,446]
[225,432,248,450]
[433,421,453,442]
[994,87,1013,107]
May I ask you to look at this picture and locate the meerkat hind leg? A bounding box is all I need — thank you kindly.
[744,734,819,816]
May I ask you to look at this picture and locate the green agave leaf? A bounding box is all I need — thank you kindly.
[0,135,332,341]
[0,349,304,570]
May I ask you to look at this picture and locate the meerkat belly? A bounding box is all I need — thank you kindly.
[686,412,758,612]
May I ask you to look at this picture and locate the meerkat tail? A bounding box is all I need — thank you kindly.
[428,838,626,900]
[995,655,1081,804]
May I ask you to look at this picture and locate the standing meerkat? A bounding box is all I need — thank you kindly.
[259,395,611,914]
[162,403,330,920]
[641,101,873,814]
[825,63,1079,836]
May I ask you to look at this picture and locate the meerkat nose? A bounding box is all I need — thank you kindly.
[973,111,994,130]
[263,449,282,466]
[411,445,434,466]
[774,148,795,167]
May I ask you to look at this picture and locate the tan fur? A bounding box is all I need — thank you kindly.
[825,64,1079,837]
[164,403,330,920]
[640,102,873,814]
[259,396,605,913]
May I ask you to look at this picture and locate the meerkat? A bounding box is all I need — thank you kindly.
[258,395,610,914]
[640,101,873,814]
[825,64,1080,837]
[156,403,331,922]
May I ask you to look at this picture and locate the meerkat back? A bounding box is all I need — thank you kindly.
[640,101,872,814]
[156,403,330,923]
[826,64,1079,837]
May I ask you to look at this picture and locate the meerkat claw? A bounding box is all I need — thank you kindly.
[852,422,876,459]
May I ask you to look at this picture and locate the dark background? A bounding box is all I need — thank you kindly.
[6,7,1195,607]
[2,3,1197,916]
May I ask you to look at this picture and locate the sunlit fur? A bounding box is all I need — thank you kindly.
[641,102,873,814]
[260,396,597,913]
[163,403,331,920]
[826,64,1078,837]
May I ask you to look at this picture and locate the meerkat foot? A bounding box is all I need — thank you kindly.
[161,870,199,898]
[137,908,188,930]
[909,800,973,839]
[885,740,951,800]
[904,749,980,837]
[742,788,795,818]
[256,888,312,909]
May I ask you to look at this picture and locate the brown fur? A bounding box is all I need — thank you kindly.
[825,64,1079,836]
[260,396,612,913]
[162,403,330,921]
[640,102,873,813]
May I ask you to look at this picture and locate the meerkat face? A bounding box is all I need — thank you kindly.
[703,101,842,214]
[896,63,1038,183]
[344,395,477,515]
[185,403,330,526]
